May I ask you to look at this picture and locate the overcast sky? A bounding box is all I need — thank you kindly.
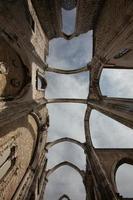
[44,9,133,200]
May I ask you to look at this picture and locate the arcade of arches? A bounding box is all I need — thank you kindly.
[0,0,133,200]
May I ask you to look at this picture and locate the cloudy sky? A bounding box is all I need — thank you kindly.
[44,9,133,200]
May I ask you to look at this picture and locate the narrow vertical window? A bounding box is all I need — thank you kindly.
[0,145,16,180]
[36,71,47,91]
[61,0,77,35]
[61,8,76,35]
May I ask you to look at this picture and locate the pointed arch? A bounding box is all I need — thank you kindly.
[46,161,85,179]
[46,137,85,151]
[59,194,71,200]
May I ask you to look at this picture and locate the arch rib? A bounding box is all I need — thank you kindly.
[47,98,87,104]
[46,64,90,74]
[46,161,85,179]
[84,107,93,145]
[46,137,85,150]
[59,194,71,200]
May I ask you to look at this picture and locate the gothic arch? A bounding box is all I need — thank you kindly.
[46,161,85,179]
[47,98,87,104]
[112,157,133,193]
[29,111,48,167]
[46,63,90,74]
[46,137,85,151]
[58,194,71,200]
[113,157,133,179]
[84,107,93,146]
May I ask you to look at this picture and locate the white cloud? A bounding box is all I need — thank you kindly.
[44,31,92,199]
[47,104,86,142]
[47,142,86,169]
[62,8,76,34]
[44,29,133,199]
[47,31,92,69]
[100,69,133,98]
[116,164,133,198]
[45,167,86,200]
[90,110,133,148]
[46,72,89,99]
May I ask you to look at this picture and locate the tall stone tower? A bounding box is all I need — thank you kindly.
[0,0,133,200]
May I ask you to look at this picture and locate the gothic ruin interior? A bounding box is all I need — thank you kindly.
[0,0,133,200]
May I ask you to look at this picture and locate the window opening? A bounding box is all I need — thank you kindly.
[116,163,133,198]
[36,71,47,91]
[61,8,76,35]
[0,145,16,180]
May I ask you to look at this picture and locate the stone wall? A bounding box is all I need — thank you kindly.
[94,0,133,68]
[0,0,49,199]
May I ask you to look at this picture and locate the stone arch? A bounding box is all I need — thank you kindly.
[113,158,133,182]
[112,157,133,194]
[46,63,90,74]
[30,112,41,129]
[58,194,71,200]
[114,158,133,197]
[46,161,85,179]
[45,161,86,200]
[46,137,85,151]
[29,110,48,167]
[84,107,93,146]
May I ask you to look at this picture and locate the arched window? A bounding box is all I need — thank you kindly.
[116,163,133,198]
